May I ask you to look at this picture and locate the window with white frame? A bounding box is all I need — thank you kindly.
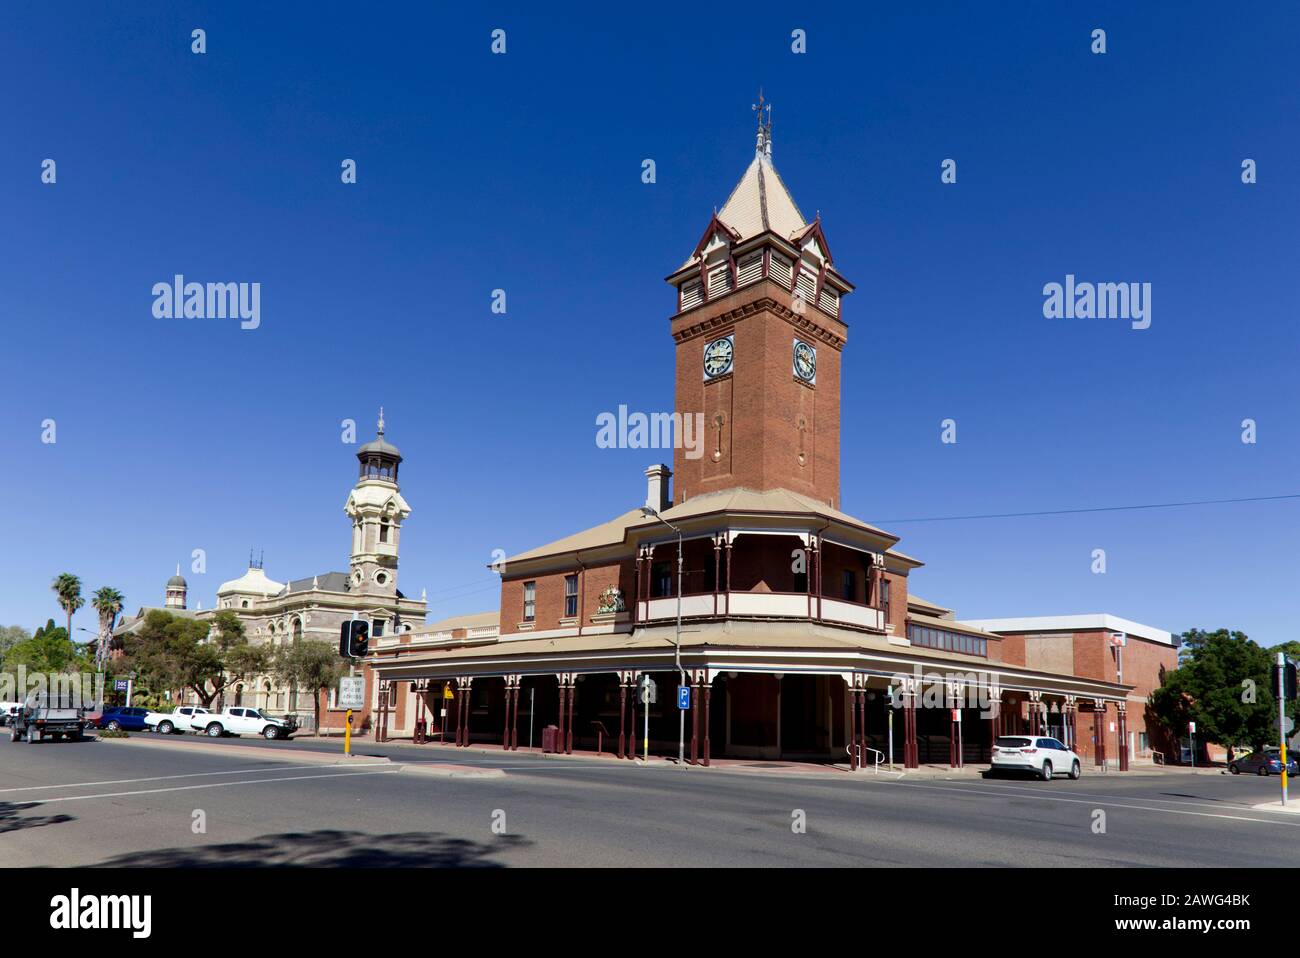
[564,574,578,618]
[523,581,536,621]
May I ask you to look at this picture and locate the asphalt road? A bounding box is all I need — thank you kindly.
[2,733,1296,867]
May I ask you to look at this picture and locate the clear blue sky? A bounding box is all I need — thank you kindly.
[1,3,1297,645]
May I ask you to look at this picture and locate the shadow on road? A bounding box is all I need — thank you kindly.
[92,829,530,868]
[0,802,75,834]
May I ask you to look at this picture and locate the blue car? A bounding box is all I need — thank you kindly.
[1228,749,1299,776]
[97,706,150,732]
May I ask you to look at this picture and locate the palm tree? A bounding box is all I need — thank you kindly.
[91,586,125,669]
[51,573,84,645]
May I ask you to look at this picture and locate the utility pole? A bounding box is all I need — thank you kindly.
[642,506,687,765]
[1278,652,1289,806]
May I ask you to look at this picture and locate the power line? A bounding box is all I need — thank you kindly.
[871,492,1300,525]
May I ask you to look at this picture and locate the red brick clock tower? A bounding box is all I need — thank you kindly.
[666,100,853,508]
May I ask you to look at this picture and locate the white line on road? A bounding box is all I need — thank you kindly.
[951,778,1268,813]
[0,763,390,795]
[878,779,1300,827]
[3,768,402,806]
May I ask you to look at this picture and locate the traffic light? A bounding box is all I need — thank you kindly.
[1274,661,1297,701]
[338,619,370,659]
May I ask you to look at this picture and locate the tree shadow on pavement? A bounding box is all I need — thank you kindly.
[0,802,75,834]
[91,829,530,868]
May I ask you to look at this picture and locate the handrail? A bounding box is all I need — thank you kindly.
[861,746,884,773]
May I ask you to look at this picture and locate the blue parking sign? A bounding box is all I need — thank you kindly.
[677,686,691,709]
[114,679,129,692]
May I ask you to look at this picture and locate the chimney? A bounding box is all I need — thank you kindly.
[644,464,672,514]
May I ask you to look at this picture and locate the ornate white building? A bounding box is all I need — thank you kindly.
[116,411,428,721]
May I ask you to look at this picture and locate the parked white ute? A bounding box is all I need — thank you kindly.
[144,705,211,734]
[990,735,1081,780]
[198,707,298,740]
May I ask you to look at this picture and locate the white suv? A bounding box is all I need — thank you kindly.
[991,735,1081,780]
[198,707,298,740]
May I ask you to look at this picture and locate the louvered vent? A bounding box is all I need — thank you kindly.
[769,253,793,289]
[680,280,703,311]
[795,270,818,308]
[707,265,733,298]
[818,286,840,316]
[736,253,763,288]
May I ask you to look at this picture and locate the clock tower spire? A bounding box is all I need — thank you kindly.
[666,103,852,507]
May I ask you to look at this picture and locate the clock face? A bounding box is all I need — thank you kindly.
[793,339,817,383]
[703,335,734,379]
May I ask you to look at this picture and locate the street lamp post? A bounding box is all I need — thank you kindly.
[642,506,686,766]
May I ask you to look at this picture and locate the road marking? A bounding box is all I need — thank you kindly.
[0,763,390,795]
[953,778,1267,813]
[3,768,402,805]
[876,778,1300,827]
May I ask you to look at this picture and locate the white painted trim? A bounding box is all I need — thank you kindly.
[960,614,1172,646]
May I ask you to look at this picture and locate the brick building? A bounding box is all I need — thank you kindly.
[365,109,1178,771]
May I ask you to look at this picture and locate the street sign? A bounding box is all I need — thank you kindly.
[677,686,691,710]
[1189,721,1197,734]
[1277,716,1295,734]
[638,675,657,704]
[443,684,454,700]
[338,676,365,710]
[113,679,129,692]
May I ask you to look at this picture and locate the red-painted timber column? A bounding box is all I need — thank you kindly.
[702,678,712,767]
[556,681,566,753]
[1093,700,1106,767]
[689,673,700,765]
[1117,703,1129,771]
[511,678,520,750]
[502,679,511,751]
[565,679,574,754]
[618,677,627,759]
[848,684,858,771]
[903,682,919,769]
[628,674,637,760]
[988,698,1000,759]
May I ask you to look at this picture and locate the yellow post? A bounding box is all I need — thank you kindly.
[345,708,353,757]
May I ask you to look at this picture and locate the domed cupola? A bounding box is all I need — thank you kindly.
[165,564,188,609]
[357,407,402,484]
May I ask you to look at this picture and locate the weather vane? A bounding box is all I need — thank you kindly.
[752,88,772,157]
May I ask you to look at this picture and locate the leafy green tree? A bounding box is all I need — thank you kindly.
[1151,628,1290,753]
[51,573,85,640]
[3,619,92,674]
[271,640,345,735]
[119,610,266,708]
[90,586,125,668]
[0,625,31,663]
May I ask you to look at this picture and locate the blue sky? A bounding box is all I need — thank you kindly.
[1,3,1297,645]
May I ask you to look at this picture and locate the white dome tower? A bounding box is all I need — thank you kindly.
[344,408,410,598]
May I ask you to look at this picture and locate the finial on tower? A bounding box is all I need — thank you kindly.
[377,406,385,438]
[175,562,181,576]
[752,88,772,159]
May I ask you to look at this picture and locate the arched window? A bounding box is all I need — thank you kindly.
[292,618,303,643]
